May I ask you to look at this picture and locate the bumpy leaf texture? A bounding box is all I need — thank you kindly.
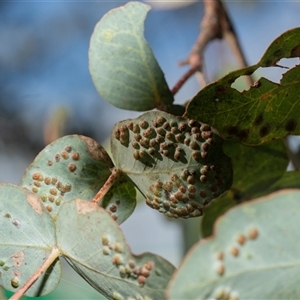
[111,111,233,218]
[19,135,113,218]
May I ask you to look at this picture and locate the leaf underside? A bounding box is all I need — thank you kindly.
[19,135,113,218]
[167,189,300,299]
[0,184,61,296]
[57,199,175,300]
[111,111,233,219]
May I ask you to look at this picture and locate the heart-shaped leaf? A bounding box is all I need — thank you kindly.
[89,2,174,111]
[19,135,114,218]
[167,189,300,299]
[0,184,61,296]
[101,177,136,224]
[185,27,300,145]
[56,199,175,300]
[111,111,233,218]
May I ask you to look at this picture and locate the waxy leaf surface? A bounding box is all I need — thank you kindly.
[20,135,113,218]
[185,27,300,145]
[101,177,136,224]
[111,111,232,219]
[56,199,175,300]
[201,139,288,237]
[168,189,300,299]
[89,2,173,111]
[0,184,61,296]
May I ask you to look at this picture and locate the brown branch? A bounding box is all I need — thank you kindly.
[10,247,61,300]
[173,0,253,95]
[91,168,121,205]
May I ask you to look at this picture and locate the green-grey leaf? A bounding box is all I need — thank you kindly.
[167,189,300,299]
[89,1,174,111]
[19,135,113,218]
[111,111,233,218]
[56,199,175,300]
[185,27,300,145]
[101,176,136,224]
[0,184,61,296]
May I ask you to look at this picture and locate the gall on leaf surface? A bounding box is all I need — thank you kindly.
[101,177,136,224]
[0,184,61,296]
[185,27,300,145]
[89,1,174,111]
[111,111,233,219]
[167,189,300,300]
[201,138,289,237]
[56,199,175,300]
[19,135,113,219]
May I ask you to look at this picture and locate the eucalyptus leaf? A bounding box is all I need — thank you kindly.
[20,135,113,218]
[200,139,289,237]
[101,177,136,224]
[89,1,174,111]
[201,194,235,238]
[0,184,61,296]
[111,111,232,218]
[185,27,300,145]
[56,199,175,300]
[167,189,300,299]
[223,139,289,200]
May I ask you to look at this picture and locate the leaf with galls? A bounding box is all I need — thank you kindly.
[111,111,233,218]
[167,189,300,299]
[19,135,114,218]
[57,199,175,300]
[185,27,300,145]
[0,184,61,296]
[101,177,136,224]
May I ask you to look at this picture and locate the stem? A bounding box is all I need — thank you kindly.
[171,66,198,95]
[175,0,253,94]
[92,168,121,204]
[9,246,61,300]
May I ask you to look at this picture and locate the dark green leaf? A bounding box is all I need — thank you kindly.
[256,170,300,197]
[167,189,300,299]
[223,139,289,200]
[185,28,300,145]
[19,135,113,218]
[200,139,288,237]
[0,184,61,296]
[201,194,235,238]
[89,2,173,111]
[111,111,232,218]
[56,199,175,300]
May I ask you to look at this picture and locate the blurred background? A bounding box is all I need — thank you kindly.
[1,1,300,298]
